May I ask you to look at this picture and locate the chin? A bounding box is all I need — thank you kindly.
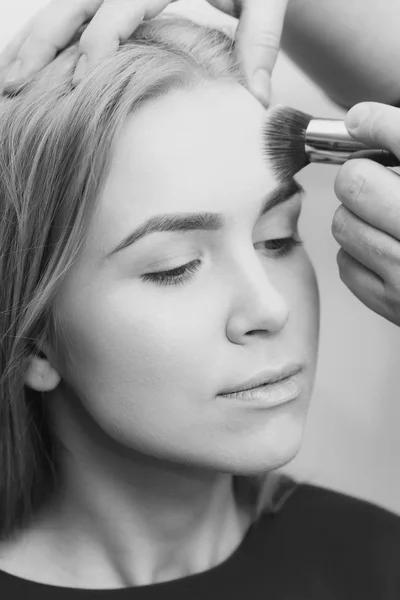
[221,409,307,477]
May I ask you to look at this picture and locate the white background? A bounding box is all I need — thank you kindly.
[1,0,400,514]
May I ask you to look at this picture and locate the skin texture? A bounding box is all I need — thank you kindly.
[17,82,320,588]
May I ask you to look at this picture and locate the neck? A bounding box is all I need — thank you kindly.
[7,393,252,589]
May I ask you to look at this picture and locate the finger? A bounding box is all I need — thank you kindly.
[206,1,242,18]
[0,20,31,71]
[336,248,392,322]
[235,0,289,106]
[2,0,103,89]
[345,101,400,157]
[335,158,400,240]
[332,203,400,281]
[0,22,31,92]
[75,0,174,82]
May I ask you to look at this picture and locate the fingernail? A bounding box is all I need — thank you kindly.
[252,69,271,106]
[72,54,88,85]
[3,58,23,87]
[346,104,370,132]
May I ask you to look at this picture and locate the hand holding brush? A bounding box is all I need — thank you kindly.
[265,101,400,327]
[333,102,400,326]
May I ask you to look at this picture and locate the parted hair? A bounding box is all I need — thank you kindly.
[0,14,295,542]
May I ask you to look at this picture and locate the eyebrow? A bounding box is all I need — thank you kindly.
[105,178,304,261]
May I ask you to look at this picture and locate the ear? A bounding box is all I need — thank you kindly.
[24,352,61,392]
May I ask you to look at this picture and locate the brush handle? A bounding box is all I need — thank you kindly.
[305,119,400,167]
[346,149,400,167]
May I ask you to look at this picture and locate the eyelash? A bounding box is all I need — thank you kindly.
[141,236,303,287]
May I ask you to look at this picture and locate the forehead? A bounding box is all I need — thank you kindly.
[88,83,280,258]
[111,82,274,193]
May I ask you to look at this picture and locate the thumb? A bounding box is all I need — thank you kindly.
[235,0,289,106]
[345,102,400,158]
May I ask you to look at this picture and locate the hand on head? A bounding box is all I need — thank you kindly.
[0,0,289,106]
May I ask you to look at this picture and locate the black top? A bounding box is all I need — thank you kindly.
[1,482,400,598]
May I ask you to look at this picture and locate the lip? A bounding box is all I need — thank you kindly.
[218,363,303,395]
[218,371,302,409]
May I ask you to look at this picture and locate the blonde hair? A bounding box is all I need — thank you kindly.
[0,15,295,541]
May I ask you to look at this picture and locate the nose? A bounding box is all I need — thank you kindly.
[226,260,290,342]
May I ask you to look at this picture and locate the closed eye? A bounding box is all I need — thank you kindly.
[141,234,303,288]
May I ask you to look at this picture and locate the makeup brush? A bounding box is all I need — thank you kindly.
[262,105,400,181]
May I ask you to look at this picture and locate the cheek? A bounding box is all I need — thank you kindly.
[278,251,320,357]
[291,251,320,358]
[54,289,213,446]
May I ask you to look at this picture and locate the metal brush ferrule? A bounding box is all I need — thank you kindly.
[305,118,400,166]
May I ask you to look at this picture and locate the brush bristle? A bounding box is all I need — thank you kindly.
[262,106,313,180]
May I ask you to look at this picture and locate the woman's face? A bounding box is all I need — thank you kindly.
[47,81,319,475]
